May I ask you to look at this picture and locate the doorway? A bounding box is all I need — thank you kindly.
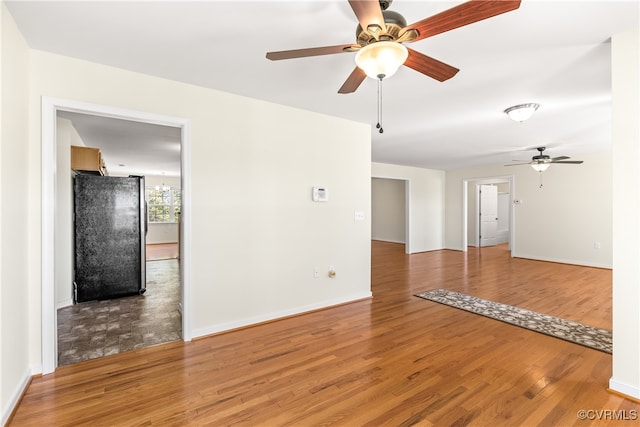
[371,177,410,253]
[462,176,514,253]
[55,111,183,366]
[41,97,192,374]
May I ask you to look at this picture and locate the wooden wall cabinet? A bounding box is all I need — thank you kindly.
[71,146,107,175]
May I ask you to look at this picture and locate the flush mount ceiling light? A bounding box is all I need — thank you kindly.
[504,103,540,122]
[354,41,409,80]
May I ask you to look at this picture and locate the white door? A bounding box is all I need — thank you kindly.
[479,184,498,247]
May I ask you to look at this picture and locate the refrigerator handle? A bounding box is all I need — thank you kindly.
[145,201,148,236]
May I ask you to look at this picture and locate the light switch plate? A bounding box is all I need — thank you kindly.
[312,187,328,202]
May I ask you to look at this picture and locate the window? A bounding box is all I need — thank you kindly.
[146,187,181,223]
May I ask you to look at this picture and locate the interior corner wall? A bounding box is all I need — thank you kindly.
[610,27,640,400]
[445,152,612,268]
[28,49,372,358]
[1,2,31,423]
[371,178,406,244]
[371,162,445,253]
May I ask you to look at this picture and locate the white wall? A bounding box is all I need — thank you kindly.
[1,3,31,423]
[27,49,371,368]
[446,152,612,268]
[55,118,86,308]
[610,28,640,400]
[371,178,405,243]
[372,162,445,253]
[497,192,510,245]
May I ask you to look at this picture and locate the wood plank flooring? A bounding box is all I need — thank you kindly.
[10,242,639,426]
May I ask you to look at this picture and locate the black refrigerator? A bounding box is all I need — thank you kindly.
[73,174,146,303]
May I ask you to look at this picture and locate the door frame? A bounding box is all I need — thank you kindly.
[41,97,192,374]
[461,175,515,253]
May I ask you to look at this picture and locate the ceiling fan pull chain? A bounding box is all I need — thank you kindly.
[376,75,384,134]
[539,171,544,189]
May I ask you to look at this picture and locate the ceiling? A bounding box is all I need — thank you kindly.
[57,111,182,177]
[6,1,639,175]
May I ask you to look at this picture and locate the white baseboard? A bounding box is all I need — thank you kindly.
[192,291,372,339]
[56,299,74,309]
[512,252,612,269]
[609,378,640,400]
[2,367,32,426]
[371,238,406,244]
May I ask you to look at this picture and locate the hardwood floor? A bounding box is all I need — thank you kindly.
[10,242,638,426]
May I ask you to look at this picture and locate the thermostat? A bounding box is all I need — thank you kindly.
[312,187,329,202]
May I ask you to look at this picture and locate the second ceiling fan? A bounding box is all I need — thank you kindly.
[505,147,584,172]
[266,0,522,93]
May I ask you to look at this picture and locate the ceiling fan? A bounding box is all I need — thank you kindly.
[265,0,522,94]
[505,147,584,172]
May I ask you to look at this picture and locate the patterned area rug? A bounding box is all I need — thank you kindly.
[415,289,612,354]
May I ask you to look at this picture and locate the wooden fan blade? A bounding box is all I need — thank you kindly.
[551,156,570,161]
[504,163,530,166]
[338,67,367,94]
[404,48,459,82]
[266,44,356,61]
[349,0,386,34]
[552,160,584,164]
[404,0,521,42]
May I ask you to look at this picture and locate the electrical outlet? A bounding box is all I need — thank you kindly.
[594,242,601,249]
[328,265,336,278]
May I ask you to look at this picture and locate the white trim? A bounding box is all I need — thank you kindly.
[40,97,192,374]
[512,253,612,270]
[1,367,32,426]
[461,180,468,252]
[56,299,74,310]
[191,292,372,339]
[371,238,406,244]
[609,378,640,400]
[41,99,57,375]
[404,179,411,254]
[180,122,193,341]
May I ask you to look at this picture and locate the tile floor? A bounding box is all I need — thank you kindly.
[57,259,181,366]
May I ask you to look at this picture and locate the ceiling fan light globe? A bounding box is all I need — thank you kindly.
[355,41,408,80]
[531,163,550,172]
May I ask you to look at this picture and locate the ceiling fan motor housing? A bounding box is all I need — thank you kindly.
[356,9,407,46]
[533,147,550,162]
